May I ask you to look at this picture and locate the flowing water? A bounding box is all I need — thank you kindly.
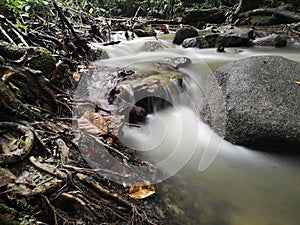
[91,37,300,225]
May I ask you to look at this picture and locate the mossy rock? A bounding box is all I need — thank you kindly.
[0,41,27,60]
[250,16,278,26]
[173,26,199,45]
[26,47,56,75]
[0,42,55,75]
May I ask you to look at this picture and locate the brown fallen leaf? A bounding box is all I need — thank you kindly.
[73,71,81,81]
[0,66,16,82]
[77,111,108,136]
[128,180,155,199]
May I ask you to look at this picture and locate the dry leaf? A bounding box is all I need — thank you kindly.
[295,81,300,86]
[77,111,108,136]
[73,71,81,81]
[78,64,96,69]
[0,66,16,82]
[128,180,155,199]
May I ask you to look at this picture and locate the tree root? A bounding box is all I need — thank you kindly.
[0,122,34,165]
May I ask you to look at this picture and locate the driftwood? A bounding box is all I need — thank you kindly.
[238,8,300,22]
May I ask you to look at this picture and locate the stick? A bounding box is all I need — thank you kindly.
[53,1,79,38]
[29,156,67,179]
[86,133,130,161]
[0,14,30,47]
[0,24,16,45]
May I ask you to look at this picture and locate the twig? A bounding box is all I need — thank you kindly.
[53,1,79,38]
[29,156,68,179]
[76,173,132,206]
[0,24,16,45]
[0,14,30,47]
[86,133,130,161]
[42,194,69,225]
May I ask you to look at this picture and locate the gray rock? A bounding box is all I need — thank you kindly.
[182,26,253,48]
[253,34,287,47]
[201,55,300,150]
[173,26,198,45]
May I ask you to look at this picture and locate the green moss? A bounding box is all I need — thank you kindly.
[0,43,27,60]
[148,71,184,80]
[135,70,184,80]
[26,48,56,75]
[250,16,277,26]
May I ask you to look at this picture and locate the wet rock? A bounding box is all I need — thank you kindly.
[173,26,198,45]
[182,26,253,48]
[133,28,155,37]
[253,34,287,47]
[156,57,192,69]
[201,55,300,150]
[144,41,163,52]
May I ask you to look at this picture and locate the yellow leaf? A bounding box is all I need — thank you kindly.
[89,7,93,15]
[295,81,300,86]
[128,180,155,199]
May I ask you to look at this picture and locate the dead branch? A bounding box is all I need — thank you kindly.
[86,133,130,161]
[76,172,132,206]
[29,156,68,179]
[32,178,63,195]
[238,8,300,22]
[52,1,78,39]
[0,14,30,47]
[0,24,16,45]
[42,194,69,225]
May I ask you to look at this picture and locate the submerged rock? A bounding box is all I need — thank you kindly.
[201,55,300,150]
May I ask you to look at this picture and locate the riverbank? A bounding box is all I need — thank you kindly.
[1,1,300,224]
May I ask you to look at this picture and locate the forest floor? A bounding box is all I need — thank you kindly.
[0,3,170,225]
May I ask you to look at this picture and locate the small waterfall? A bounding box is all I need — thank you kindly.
[76,38,300,225]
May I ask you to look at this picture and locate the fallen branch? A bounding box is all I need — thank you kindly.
[76,173,131,206]
[86,133,130,161]
[53,1,78,39]
[238,8,300,22]
[0,14,30,47]
[29,156,68,179]
[0,24,16,45]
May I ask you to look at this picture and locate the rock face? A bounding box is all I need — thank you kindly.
[201,55,300,150]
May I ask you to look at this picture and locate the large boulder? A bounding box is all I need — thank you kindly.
[201,55,300,150]
[173,26,198,45]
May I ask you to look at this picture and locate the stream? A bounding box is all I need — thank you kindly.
[90,37,300,225]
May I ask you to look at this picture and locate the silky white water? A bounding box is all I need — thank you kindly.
[92,37,300,225]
